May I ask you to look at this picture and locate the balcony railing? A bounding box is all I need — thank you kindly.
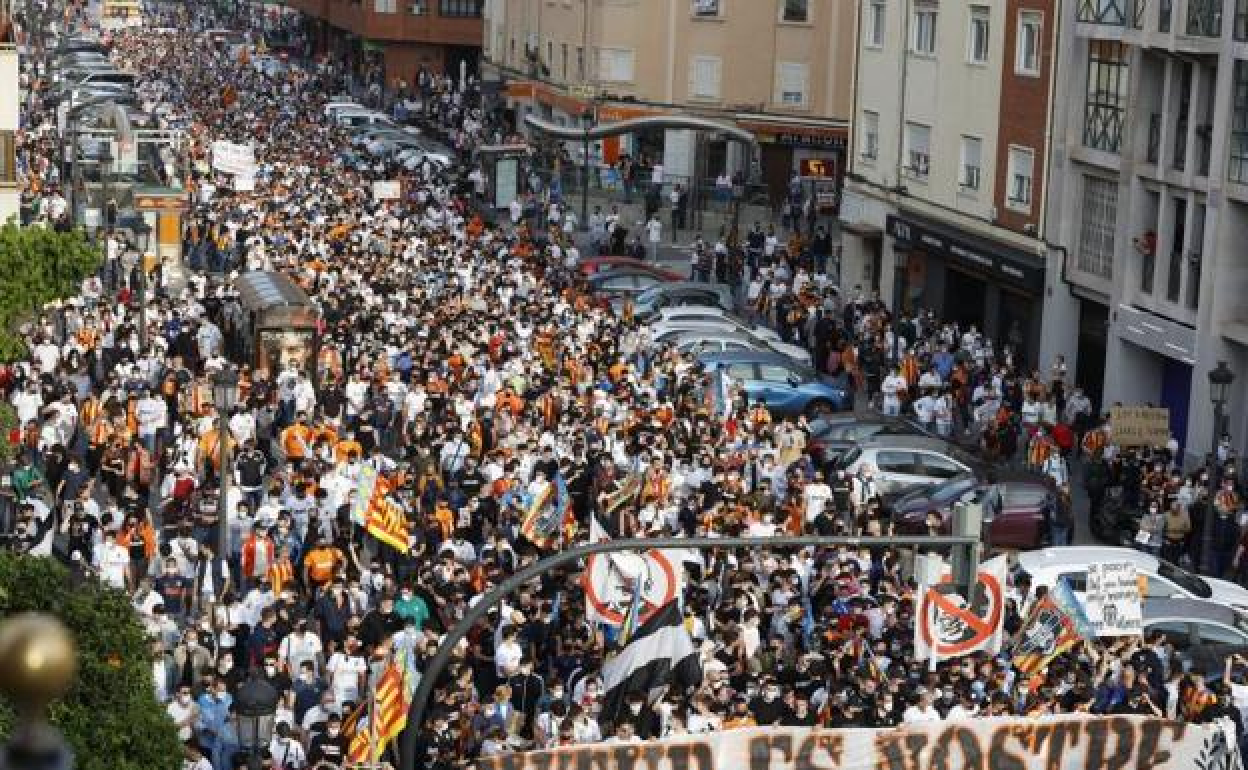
[1147,113,1161,163]
[1079,0,1128,23]
[961,164,981,189]
[1186,0,1224,36]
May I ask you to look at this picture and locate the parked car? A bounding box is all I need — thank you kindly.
[698,351,853,417]
[588,269,671,302]
[648,313,789,349]
[632,282,736,321]
[888,472,1056,550]
[1015,546,1248,611]
[836,436,981,496]
[1143,598,1248,678]
[670,330,813,367]
[806,414,932,466]
[576,256,682,279]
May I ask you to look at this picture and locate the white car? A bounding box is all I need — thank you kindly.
[671,330,813,367]
[1015,546,1248,611]
[647,312,787,347]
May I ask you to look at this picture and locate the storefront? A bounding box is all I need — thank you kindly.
[886,213,1046,366]
[736,117,847,208]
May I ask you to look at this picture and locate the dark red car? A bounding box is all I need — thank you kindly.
[576,256,681,280]
[887,472,1056,551]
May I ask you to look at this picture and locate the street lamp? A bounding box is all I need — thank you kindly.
[230,674,278,770]
[1200,361,1235,574]
[580,106,594,232]
[133,222,152,347]
[212,365,240,555]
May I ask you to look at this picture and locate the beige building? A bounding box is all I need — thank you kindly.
[482,0,855,203]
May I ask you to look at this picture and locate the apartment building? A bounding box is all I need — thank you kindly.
[1039,0,1248,463]
[481,0,855,203]
[1,20,17,227]
[282,0,483,84]
[839,0,1058,365]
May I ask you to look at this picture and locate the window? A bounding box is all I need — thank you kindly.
[1016,11,1042,75]
[439,0,482,15]
[1197,622,1248,646]
[692,0,721,16]
[689,55,723,100]
[407,0,427,9]
[547,41,554,70]
[1077,0,1126,24]
[598,47,636,82]
[1058,572,1088,592]
[866,1,886,46]
[760,365,795,383]
[876,451,919,475]
[1083,40,1129,154]
[1237,0,1248,39]
[576,46,585,80]
[775,61,809,107]
[374,0,397,12]
[968,7,990,64]
[1231,61,1248,183]
[1188,203,1205,310]
[860,110,880,160]
[561,44,568,79]
[959,135,982,189]
[904,122,931,179]
[912,7,937,53]
[726,363,758,381]
[1007,146,1034,209]
[0,131,14,187]
[782,0,810,22]
[1167,198,1186,303]
[1148,621,1193,649]
[1077,175,1118,280]
[918,453,963,479]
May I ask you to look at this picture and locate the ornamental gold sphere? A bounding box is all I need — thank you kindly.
[0,613,78,710]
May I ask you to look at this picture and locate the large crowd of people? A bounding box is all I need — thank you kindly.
[6,4,1248,770]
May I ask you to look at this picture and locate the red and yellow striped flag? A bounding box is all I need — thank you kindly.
[365,495,409,552]
[374,663,410,750]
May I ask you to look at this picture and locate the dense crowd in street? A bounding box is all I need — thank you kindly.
[6,4,1248,770]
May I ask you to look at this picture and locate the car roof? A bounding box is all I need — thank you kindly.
[698,350,797,366]
[589,268,665,282]
[1142,598,1242,624]
[853,434,974,452]
[646,281,726,293]
[1016,546,1160,575]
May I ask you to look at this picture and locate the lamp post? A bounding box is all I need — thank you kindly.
[0,614,77,770]
[212,365,239,556]
[133,222,152,348]
[580,106,593,232]
[230,674,278,770]
[1200,361,1235,574]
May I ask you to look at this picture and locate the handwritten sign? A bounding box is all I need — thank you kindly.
[1110,406,1170,448]
[1085,562,1143,637]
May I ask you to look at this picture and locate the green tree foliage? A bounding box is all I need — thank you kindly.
[0,223,103,362]
[0,553,183,770]
[0,402,15,466]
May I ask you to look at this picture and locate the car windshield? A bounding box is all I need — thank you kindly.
[1156,558,1212,598]
[895,477,975,505]
[634,285,663,303]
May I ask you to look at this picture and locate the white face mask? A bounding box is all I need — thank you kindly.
[327,728,340,738]
[629,703,642,714]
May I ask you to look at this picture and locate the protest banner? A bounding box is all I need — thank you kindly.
[1110,406,1171,448]
[1084,561,1143,637]
[210,140,256,176]
[478,717,1238,770]
[915,555,1008,662]
[372,180,401,201]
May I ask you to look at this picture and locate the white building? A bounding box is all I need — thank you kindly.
[839,0,1058,363]
[0,37,18,227]
[1039,0,1248,464]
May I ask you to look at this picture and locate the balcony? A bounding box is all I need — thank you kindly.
[1079,0,1129,24]
[1186,0,1224,36]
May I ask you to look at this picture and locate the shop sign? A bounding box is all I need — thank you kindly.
[799,158,837,178]
[886,214,1044,294]
[772,132,846,149]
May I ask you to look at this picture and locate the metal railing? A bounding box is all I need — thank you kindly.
[1186,0,1224,35]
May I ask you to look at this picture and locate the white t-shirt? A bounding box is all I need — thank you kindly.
[803,482,832,521]
[97,542,130,589]
[326,652,367,706]
[902,704,943,724]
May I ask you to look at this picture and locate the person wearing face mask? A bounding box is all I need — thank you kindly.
[750,679,789,726]
[507,655,545,740]
[306,713,346,767]
[195,676,232,763]
[268,722,307,770]
[167,685,201,742]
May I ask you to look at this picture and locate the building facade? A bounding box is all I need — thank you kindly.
[283,0,484,87]
[839,0,1058,365]
[481,0,855,204]
[1,33,17,227]
[1039,0,1248,463]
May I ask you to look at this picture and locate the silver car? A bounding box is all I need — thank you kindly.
[670,330,813,367]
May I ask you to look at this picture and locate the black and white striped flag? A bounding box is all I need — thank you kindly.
[600,600,702,723]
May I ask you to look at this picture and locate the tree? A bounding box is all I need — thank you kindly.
[0,553,183,770]
[0,223,103,362]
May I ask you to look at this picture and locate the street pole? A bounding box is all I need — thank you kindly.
[399,532,981,769]
[216,402,231,555]
[1200,400,1224,575]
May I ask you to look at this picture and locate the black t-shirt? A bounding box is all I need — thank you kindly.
[308,733,345,766]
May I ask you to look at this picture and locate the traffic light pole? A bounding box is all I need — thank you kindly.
[400,532,981,770]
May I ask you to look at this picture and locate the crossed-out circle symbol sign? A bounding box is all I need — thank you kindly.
[919,571,1004,656]
[583,550,678,626]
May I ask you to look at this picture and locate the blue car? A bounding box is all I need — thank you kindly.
[698,351,854,417]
